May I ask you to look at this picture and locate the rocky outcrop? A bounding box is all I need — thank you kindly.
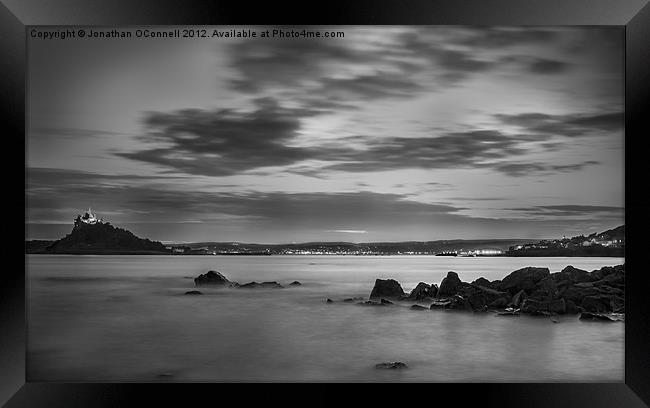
[407,282,438,300]
[184,290,202,295]
[43,216,170,254]
[437,272,463,297]
[369,279,405,299]
[194,270,233,287]
[375,362,408,369]
[289,281,302,286]
[410,304,428,311]
[359,264,624,317]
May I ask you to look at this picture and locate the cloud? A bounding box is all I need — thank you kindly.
[495,111,623,137]
[501,56,571,74]
[508,205,624,219]
[326,230,368,234]
[494,160,600,176]
[456,27,560,48]
[115,99,331,176]
[117,102,606,178]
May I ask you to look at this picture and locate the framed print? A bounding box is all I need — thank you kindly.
[3,0,650,406]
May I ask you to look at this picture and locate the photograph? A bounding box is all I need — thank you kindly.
[25,25,625,382]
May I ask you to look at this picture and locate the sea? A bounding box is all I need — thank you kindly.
[26,255,625,382]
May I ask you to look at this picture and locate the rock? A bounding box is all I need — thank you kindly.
[343,297,365,302]
[552,266,590,284]
[358,300,387,306]
[488,297,509,309]
[430,295,472,311]
[467,292,488,311]
[437,271,463,297]
[565,299,581,314]
[510,289,526,307]
[471,277,491,287]
[289,281,302,286]
[580,295,613,313]
[498,267,550,295]
[460,283,510,311]
[375,362,408,369]
[369,279,405,299]
[194,270,232,287]
[589,264,624,283]
[408,282,437,300]
[410,304,428,311]
[326,298,334,303]
[530,277,559,300]
[520,298,566,315]
[184,290,202,295]
[380,298,393,305]
[579,312,624,322]
[496,307,520,316]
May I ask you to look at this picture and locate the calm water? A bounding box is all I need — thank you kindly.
[27,255,624,382]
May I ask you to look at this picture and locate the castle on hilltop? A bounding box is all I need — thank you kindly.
[74,207,104,227]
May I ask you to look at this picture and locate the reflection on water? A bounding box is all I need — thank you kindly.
[27,255,624,382]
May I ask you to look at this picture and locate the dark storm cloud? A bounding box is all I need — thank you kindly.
[319,130,531,173]
[495,111,623,137]
[115,99,331,176]
[118,104,602,178]
[225,28,515,103]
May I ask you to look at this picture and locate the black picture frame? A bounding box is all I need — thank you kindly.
[3,0,649,406]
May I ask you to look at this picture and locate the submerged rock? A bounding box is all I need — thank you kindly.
[369,279,405,299]
[343,297,365,302]
[410,304,428,311]
[326,298,334,303]
[289,281,302,286]
[194,270,232,287]
[238,281,284,289]
[375,362,408,369]
[184,290,202,295]
[358,300,388,306]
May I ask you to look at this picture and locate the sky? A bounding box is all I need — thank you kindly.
[26,26,624,243]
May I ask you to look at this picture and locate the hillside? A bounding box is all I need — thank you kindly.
[29,212,170,254]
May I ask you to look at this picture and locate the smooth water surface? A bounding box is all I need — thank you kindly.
[27,255,624,382]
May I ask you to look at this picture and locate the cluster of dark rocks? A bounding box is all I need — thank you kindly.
[187,270,301,294]
[329,264,624,321]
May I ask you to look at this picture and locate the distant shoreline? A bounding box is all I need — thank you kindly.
[25,252,625,257]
